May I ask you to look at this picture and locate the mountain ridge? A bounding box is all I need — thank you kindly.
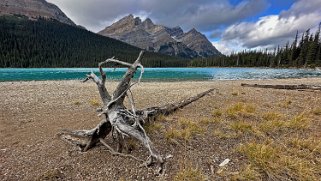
[98,14,221,58]
[0,0,75,26]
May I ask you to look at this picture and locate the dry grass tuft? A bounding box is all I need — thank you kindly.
[213,129,240,139]
[212,109,223,117]
[125,138,138,153]
[258,112,311,133]
[231,164,261,181]
[262,112,283,121]
[232,92,239,96]
[259,112,285,133]
[38,169,64,180]
[74,101,81,106]
[89,99,100,107]
[312,107,321,115]
[226,102,256,117]
[173,163,206,181]
[278,99,292,108]
[199,117,223,125]
[285,113,311,130]
[288,137,321,154]
[165,118,204,141]
[144,122,162,134]
[230,120,254,133]
[237,141,319,180]
[155,114,167,122]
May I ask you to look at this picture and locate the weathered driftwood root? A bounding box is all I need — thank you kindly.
[241,83,321,91]
[136,88,215,122]
[58,51,214,174]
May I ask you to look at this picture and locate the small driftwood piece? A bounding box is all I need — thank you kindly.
[58,51,214,174]
[241,83,321,91]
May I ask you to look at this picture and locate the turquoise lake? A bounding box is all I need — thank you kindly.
[0,68,320,81]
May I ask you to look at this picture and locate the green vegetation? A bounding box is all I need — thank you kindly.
[0,15,188,67]
[191,25,321,68]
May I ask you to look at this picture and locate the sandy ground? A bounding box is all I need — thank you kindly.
[0,78,320,180]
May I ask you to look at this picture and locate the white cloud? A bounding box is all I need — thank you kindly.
[47,0,268,32]
[218,0,321,54]
[212,41,233,55]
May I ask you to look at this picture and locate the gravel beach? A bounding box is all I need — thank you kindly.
[1,78,320,180]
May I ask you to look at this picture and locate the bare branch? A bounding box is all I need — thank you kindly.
[113,51,145,105]
[99,138,144,162]
[99,57,132,68]
[60,51,214,174]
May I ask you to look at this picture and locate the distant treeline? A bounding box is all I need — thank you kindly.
[191,25,321,68]
[2,15,321,68]
[0,15,188,68]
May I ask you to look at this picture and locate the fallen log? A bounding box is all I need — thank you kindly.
[58,51,214,174]
[241,83,321,91]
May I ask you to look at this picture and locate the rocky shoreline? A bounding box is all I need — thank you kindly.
[1,78,320,180]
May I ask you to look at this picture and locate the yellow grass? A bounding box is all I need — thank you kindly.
[226,102,256,117]
[212,109,223,117]
[165,118,204,141]
[89,99,100,106]
[173,163,206,181]
[312,107,321,115]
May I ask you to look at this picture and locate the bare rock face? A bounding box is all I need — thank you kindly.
[180,28,221,57]
[0,0,75,26]
[99,15,221,58]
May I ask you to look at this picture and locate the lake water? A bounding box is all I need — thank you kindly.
[0,67,320,82]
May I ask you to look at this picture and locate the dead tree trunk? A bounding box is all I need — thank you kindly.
[241,83,321,91]
[58,51,214,174]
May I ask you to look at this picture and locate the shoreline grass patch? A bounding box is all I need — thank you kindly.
[237,141,320,180]
[173,162,206,181]
[165,118,204,141]
[226,102,256,117]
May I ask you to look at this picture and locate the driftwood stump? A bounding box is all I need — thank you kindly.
[241,83,321,91]
[58,51,214,174]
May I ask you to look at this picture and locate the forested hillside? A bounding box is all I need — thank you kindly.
[0,15,188,67]
[191,25,321,68]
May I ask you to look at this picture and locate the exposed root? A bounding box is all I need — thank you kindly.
[59,51,212,175]
[99,138,144,162]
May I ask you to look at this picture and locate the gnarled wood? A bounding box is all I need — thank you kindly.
[241,83,321,91]
[136,88,216,123]
[58,51,214,174]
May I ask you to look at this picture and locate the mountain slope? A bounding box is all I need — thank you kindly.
[0,0,75,26]
[98,15,221,58]
[0,15,188,68]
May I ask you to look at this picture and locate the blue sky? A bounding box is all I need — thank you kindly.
[48,0,321,54]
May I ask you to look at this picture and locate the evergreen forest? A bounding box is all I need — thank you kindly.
[1,15,320,68]
[190,25,321,68]
[0,15,188,68]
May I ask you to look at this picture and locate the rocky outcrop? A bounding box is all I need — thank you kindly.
[99,15,221,58]
[0,0,75,26]
[180,28,220,57]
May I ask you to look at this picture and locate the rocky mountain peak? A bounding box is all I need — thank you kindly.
[134,17,141,25]
[143,18,154,26]
[98,14,221,58]
[0,0,75,26]
[187,28,200,34]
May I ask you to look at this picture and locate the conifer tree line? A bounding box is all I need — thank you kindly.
[1,15,320,68]
[0,15,188,68]
[190,24,321,68]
